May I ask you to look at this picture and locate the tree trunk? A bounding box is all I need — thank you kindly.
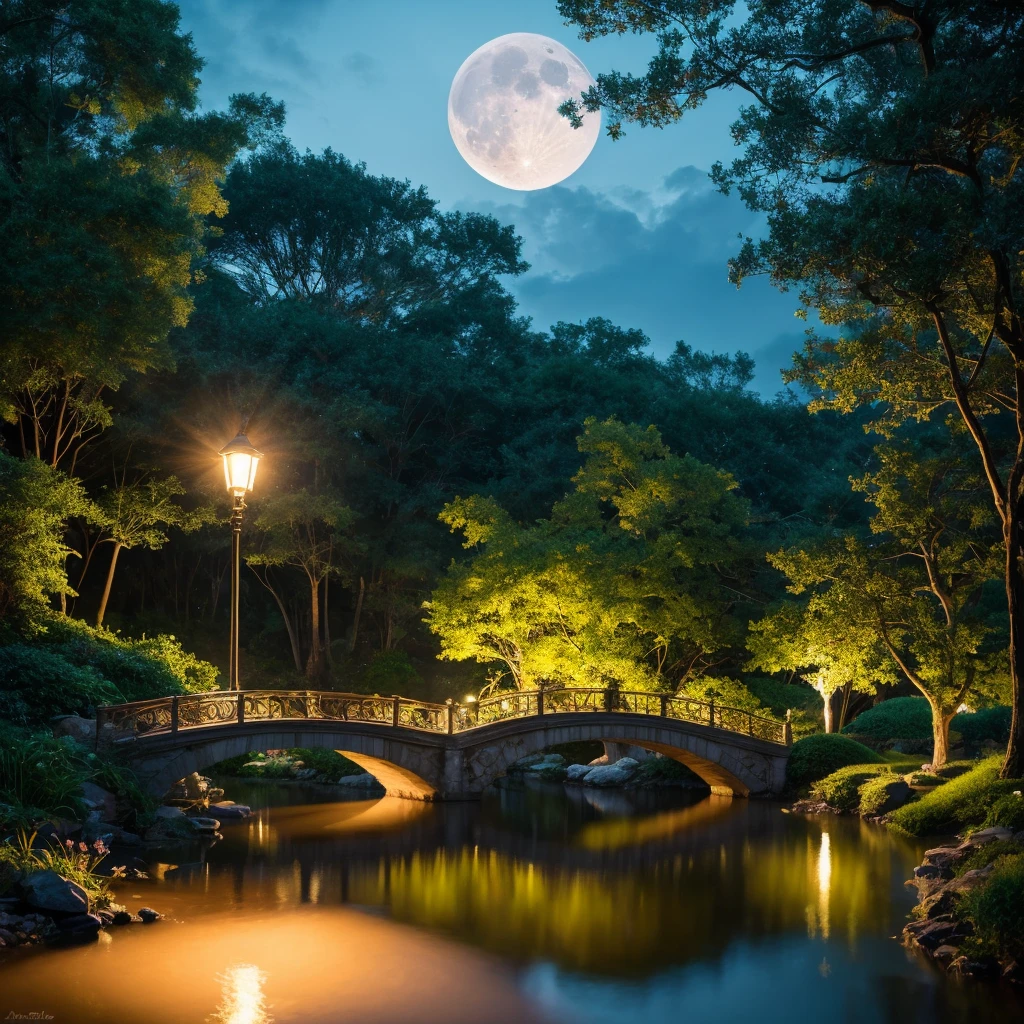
[929,705,956,769]
[822,691,833,734]
[323,576,333,669]
[96,542,122,627]
[348,576,365,653]
[306,578,322,678]
[1003,517,1024,777]
[836,681,853,731]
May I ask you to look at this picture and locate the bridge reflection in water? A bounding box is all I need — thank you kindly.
[150,784,918,978]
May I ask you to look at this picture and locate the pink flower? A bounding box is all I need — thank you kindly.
[78,842,88,853]
[65,839,74,849]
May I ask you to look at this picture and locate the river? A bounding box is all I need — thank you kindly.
[1,780,1022,1023]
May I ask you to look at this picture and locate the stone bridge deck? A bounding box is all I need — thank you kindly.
[97,688,792,801]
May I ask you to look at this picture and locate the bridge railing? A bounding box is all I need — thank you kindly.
[97,687,789,746]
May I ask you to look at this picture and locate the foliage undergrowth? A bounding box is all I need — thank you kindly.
[811,764,895,813]
[0,614,219,728]
[0,830,123,908]
[785,733,884,793]
[888,756,1023,836]
[0,722,152,829]
[843,697,1011,754]
[958,853,1024,964]
[205,747,362,783]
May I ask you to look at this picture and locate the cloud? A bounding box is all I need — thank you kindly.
[340,51,380,87]
[474,168,810,394]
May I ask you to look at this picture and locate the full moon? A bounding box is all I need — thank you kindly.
[448,33,601,191]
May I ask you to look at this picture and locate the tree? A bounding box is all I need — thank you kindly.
[747,599,892,734]
[246,491,355,679]
[0,0,284,470]
[428,418,749,692]
[750,435,1007,765]
[557,1,1024,776]
[93,476,213,627]
[0,452,98,619]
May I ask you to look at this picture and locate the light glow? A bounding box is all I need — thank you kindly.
[218,432,263,496]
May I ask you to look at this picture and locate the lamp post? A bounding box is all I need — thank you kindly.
[218,431,262,691]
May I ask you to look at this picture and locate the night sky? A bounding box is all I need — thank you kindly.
[176,0,809,395]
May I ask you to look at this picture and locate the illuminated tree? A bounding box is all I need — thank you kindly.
[428,418,749,692]
[558,0,1024,775]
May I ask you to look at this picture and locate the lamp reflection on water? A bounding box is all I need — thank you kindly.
[210,963,272,1024]
[817,831,832,940]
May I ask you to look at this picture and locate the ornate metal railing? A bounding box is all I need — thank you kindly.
[96,687,790,746]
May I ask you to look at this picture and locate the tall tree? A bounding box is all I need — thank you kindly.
[750,435,1007,765]
[93,476,213,627]
[0,0,283,469]
[558,0,1024,775]
[428,418,749,692]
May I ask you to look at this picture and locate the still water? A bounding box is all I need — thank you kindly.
[2,780,1022,1024]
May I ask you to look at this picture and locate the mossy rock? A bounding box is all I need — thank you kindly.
[858,775,911,816]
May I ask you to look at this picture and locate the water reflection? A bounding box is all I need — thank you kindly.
[210,963,272,1024]
[1,781,1021,1024]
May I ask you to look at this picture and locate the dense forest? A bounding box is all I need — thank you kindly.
[0,0,1015,772]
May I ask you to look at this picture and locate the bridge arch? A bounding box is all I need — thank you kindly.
[457,717,786,797]
[126,723,447,802]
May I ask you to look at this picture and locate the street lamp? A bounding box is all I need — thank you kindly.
[218,431,262,691]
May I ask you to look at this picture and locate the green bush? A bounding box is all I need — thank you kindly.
[953,706,1012,748]
[361,650,421,694]
[984,792,1024,832]
[0,644,120,724]
[786,733,884,793]
[842,697,932,742]
[955,840,1023,877]
[811,763,893,813]
[629,756,705,788]
[905,771,945,787]
[959,854,1024,962]
[889,756,1024,836]
[0,615,220,728]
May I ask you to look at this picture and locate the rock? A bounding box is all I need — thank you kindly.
[49,913,101,946]
[923,846,962,868]
[208,787,225,802]
[513,753,565,771]
[945,866,995,895]
[912,919,959,950]
[83,822,142,846]
[581,765,633,787]
[186,817,220,833]
[0,927,18,946]
[913,863,950,880]
[111,910,133,926]
[97,910,116,925]
[867,779,912,814]
[610,756,640,774]
[970,826,1014,844]
[565,764,592,782]
[52,716,97,746]
[155,805,186,820]
[949,956,1001,979]
[137,907,161,923]
[918,890,958,920]
[335,773,381,789]
[587,755,609,767]
[293,768,318,780]
[80,781,117,822]
[20,870,89,914]
[209,801,252,819]
[1002,960,1024,983]
[934,944,960,963]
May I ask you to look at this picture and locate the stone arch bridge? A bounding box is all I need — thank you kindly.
[96,688,792,802]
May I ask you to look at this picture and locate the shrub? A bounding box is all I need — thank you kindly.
[361,650,421,695]
[0,831,120,909]
[786,733,884,793]
[959,854,1024,962]
[0,722,150,827]
[983,792,1024,832]
[842,697,932,742]
[0,615,220,727]
[888,756,1024,836]
[904,772,945,787]
[811,763,893,813]
[0,644,120,724]
[204,747,362,783]
[955,840,1023,877]
[953,706,1012,748]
